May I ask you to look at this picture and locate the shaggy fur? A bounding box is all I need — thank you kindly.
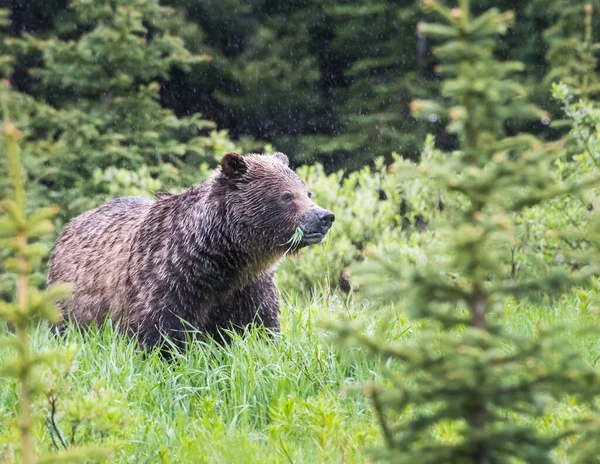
[47,153,334,348]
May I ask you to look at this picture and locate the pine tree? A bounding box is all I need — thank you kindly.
[296,1,429,165]
[4,0,580,172]
[330,1,600,461]
[0,117,109,462]
[165,0,429,168]
[161,0,559,170]
[0,7,58,300]
[540,1,600,99]
[6,0,240,219]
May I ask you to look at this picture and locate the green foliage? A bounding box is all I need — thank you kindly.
[1,1,593,171]
[1,0,242,220]
[510,84,600,280]
[161,0,568,167]
[2,281,600,461]
[160,0,432,166]
[540,1,600,98]
[278,144,446,296]
[0,121,111,462]
[0,295,398,462]
[326,1,600,462]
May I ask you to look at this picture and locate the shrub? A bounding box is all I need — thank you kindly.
[326,1,600,461]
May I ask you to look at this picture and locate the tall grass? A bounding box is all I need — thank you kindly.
[1,293,390,462]
[1,285,599,462]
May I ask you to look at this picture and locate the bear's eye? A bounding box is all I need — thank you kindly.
[307,191,313,199]
[281,192,294,202]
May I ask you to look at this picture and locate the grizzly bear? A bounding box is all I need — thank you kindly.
[47,152,334,348]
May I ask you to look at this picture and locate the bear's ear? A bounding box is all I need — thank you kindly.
[274,152,289,167]
[221,152,247,179]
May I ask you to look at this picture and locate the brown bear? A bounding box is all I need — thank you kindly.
[47,152,334,349]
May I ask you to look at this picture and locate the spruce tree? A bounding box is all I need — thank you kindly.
[163,0,558,169]
[331,1,600,462]
[0,117,109,462]
[7,0,239,218]
[165,0,429,167]
[540,1,600,99]
[0,7,57,299]
[5,0,578,171]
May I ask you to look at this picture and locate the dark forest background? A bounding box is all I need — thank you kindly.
[4,0,592,172]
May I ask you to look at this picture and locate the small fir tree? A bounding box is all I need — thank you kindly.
[0,118,109,462]
[331,1,600,462]
[540,1,600,99]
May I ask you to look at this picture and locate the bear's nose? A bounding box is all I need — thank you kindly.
[318,210,335,226]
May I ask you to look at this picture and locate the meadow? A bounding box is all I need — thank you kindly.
[1,281,599,463]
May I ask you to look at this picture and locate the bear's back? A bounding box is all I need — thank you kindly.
[48,197,153,326]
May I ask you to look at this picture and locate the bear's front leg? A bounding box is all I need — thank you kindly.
[207,272,281,340]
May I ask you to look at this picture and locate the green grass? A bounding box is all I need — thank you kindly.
[1,287,599,463]
[283,227,305,254]
[0,293,391,463]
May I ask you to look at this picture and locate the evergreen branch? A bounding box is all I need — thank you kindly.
[421,0,457,25]
[511,172,600,212]
[367,383,395,449]
[490,266,600,297]
[3,120,36,464]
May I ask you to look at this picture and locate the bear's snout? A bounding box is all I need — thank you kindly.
[299,207,335,245]
[317,209,335,227]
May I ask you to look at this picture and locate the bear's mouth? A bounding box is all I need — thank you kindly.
[295,207,334,248]
[300,232,326,246]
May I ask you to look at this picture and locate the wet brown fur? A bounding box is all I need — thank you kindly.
[47,153,327,348]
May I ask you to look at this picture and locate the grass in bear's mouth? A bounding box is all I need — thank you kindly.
[282,227,304,253]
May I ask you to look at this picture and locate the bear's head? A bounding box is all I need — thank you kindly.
[217,152,335,254]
